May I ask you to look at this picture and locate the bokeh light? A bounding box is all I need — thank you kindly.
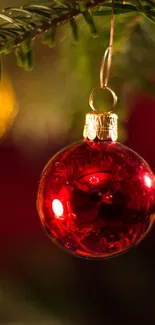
[0,73,18,137]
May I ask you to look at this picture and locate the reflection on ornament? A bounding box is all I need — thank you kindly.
[0,74,18,137]
[52,199,64,218]
[144,175,152,188]
[89,175,100,185]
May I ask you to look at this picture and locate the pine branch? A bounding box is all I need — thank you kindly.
[0,0,154,72]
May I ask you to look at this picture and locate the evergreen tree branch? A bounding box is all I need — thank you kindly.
[0,0,154,71]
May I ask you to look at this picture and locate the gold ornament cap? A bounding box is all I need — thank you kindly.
[83,111,118,141]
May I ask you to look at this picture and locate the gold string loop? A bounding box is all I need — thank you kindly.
[89,0,117,113]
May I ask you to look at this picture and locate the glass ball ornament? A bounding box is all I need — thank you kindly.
[37,112,155,259]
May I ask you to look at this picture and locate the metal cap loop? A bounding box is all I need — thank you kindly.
[89,86,118,113]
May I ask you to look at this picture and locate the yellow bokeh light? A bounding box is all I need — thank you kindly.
[0,121,6,137]
[0,73,18,137]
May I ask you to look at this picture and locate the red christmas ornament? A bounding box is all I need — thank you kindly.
[37,111,155,259]
[37,0,155,258]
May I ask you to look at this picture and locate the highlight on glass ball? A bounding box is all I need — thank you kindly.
[37,140,155,259]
